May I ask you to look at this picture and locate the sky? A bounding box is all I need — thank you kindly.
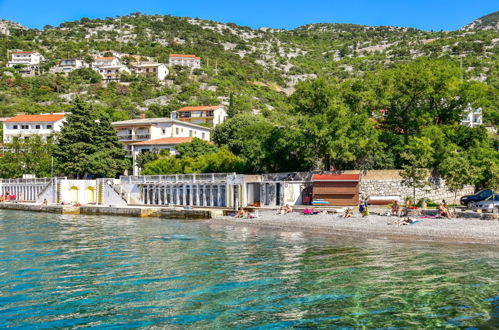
[0,0,497,31]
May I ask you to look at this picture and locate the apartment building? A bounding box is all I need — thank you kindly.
[3,113,66,143]
[171,105,227,128]
[461,107,483,128]
[168,54,201,69]
[7,51,45,76]
[131,62,169,80]
[112,117,211,175]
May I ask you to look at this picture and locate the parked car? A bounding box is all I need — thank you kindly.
[475,194,499,213]
[460,189,494,208]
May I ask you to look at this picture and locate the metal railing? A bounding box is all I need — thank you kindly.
[118,134,150,141]
[120,173,234,184]
[0,178,66,185]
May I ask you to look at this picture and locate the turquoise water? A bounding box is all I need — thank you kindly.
[0,211,497,329]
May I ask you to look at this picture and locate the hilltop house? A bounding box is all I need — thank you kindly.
[131,62,168,81]
[91,57,130,81]
[7,51,45,76]
[111,117,211,175]
[3,113,66,143]
[170,105,227,128]
[51,59,86,74]
[168,54,201,69]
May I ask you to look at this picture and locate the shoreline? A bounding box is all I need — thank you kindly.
[0,202,497,246]
[208,212,499,246]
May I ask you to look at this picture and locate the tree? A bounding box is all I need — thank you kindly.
[370,58,487,140]
[54,99,129,178]
[399,137,434,203]
[439,153,476,206]
[69,68,102,84]
[175,138,218,158]
[0,137,56,178]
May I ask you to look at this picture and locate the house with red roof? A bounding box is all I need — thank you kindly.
[111,117,212,175]
[168,54,201,69]
[3,113,67,143]
[170,105,227,127]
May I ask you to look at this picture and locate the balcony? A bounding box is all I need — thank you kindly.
[118,134,150,141]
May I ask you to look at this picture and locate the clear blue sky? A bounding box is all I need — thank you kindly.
[0,0,497,31]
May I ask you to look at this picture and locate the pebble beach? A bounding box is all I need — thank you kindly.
[211,210,499,246]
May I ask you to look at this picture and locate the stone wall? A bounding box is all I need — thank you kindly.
[360,175,475,204]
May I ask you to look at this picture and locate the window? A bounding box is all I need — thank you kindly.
[202,133,205,139]
[189,130,193,137]
[162,128,166,134]
[47,125,53,129]
[13,125,18,129]
[35,125,41,129]
[21,125,29,130]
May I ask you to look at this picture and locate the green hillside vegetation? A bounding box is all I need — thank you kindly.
[0,13,497,188]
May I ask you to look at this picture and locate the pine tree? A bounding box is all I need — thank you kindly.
[54,99,129,179]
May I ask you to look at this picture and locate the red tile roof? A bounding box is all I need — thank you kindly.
[94,57,114,60]
[131,137,194,146]
[311,174,360,181]
[6,114,66,123]
[177,105,221,112]
[169,54,201,60]
[14,51,35,54]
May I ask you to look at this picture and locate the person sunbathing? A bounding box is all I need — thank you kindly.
[275,205,286,215]
[285,204,293,214]
[235,207,247,218]
[342,208,353,218]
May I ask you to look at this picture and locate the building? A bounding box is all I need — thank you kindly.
[51,59,86,74]
[131,62,168,80]
[168,54,201,69]
[92,56,121,68]
[96,65,130,81]
[7,51,45,76]
[461,107,483,128]
[3,113,66,143]
[171,105,227,127]
[111,117,212,175]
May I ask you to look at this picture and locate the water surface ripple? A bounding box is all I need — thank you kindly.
[0,210,497,328]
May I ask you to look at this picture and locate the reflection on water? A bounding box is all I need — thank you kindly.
[0,211,497,328]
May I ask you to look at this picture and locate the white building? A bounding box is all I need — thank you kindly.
[168,54,201,69]
[131,62,168,80]
[111,117,211,175]
[3,113,66,143]
[170,105,227,128]
[51,59,86,74]
[7,51,45,76]
[461,107,483,128]
[96,65,130,81]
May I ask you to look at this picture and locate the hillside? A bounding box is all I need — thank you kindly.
[0,12,497,120]
[462,11,499,32]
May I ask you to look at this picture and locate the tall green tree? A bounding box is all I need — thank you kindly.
[400,137,434,203]
[54,99,129,178]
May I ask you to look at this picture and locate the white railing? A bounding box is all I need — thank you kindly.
[119,173,234,184]
[0,177,66,185]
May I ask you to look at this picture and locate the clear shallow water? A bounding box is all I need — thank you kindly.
[0,211,497,329]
